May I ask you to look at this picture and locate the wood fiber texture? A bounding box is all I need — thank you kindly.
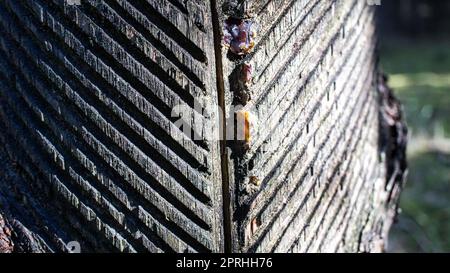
[217,0,406,253]
[0,0,224,253]
[0,0,406,253]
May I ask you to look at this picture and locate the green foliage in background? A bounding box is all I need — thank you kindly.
[381,40,450,252]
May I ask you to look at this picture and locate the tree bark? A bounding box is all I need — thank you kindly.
[0,0,407,253]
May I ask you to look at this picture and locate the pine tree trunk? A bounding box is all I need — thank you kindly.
[0,0,407,253]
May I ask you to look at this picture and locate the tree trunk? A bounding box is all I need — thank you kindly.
[0,0,407,253]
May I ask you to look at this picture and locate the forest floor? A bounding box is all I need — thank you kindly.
[381,39,450,253]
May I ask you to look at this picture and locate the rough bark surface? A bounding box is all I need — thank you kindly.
[0,0,224,253]
[0,213,13,253]
[0,0,407,253]
[217,0,407,253]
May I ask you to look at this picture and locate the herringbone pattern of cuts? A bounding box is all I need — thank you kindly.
[221,0,384,252]
[0,0,224,253]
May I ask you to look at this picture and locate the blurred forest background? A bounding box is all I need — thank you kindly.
[378,0,450,252]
